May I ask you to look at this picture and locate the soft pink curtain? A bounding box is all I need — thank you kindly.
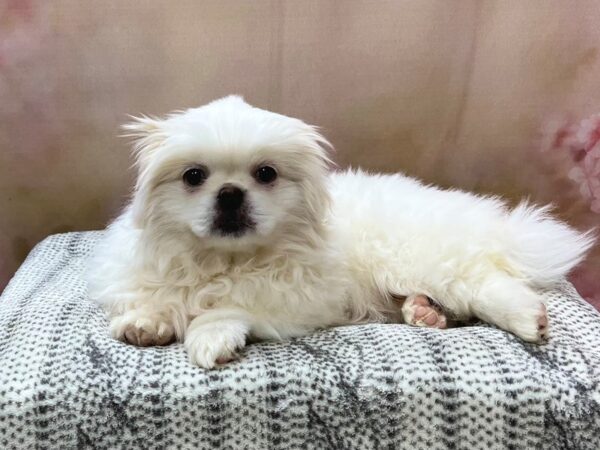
[1,0,599,306]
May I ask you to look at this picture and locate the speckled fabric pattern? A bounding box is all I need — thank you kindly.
[0,232,599,449]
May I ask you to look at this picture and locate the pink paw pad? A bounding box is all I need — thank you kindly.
[215,355,236,365]
[401,294,448,329]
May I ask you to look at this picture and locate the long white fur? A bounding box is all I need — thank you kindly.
[87,96,595,368]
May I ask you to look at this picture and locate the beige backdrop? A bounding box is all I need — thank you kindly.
[1,0,599,306]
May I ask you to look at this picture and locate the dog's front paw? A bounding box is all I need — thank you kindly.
[109,311,176,347]
[184,320,248,369]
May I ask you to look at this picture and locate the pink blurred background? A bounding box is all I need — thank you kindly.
[1,0,599,307]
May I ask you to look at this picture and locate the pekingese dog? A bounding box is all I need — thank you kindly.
[87,96,594,368]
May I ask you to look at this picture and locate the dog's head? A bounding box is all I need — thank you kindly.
[125,96,332,250]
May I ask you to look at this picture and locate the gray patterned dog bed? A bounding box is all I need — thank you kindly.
[0,232,599,449]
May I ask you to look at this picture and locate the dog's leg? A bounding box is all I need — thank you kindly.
[184,308,252,369]
[449,272,548,342]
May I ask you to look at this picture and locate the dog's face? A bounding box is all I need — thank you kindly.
[126,96,331,250]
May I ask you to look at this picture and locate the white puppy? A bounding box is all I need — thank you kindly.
[87,96,594,368]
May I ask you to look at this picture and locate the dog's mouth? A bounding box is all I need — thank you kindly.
[212,210,255,237]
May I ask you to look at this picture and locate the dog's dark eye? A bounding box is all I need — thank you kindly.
[255,166,277,184]
[183,168,207,187]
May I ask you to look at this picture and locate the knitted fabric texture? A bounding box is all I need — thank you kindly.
[0,232,599,449]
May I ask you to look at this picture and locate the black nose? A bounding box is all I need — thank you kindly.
[217,184,245,210]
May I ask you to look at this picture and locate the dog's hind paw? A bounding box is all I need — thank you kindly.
[401,294,448,329]
[506,302,549,343]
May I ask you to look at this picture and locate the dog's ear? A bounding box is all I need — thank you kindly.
[122,115,167,166]
[295,125,336,226]
[122,115,168,227]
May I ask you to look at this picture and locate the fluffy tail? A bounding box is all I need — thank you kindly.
[505,202,596,286]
